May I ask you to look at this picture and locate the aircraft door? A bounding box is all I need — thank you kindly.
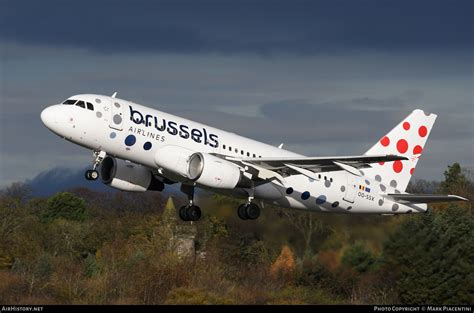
[343,173,357,203]
[109,99,124,131]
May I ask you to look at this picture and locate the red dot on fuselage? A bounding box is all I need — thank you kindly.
[397,139,408,154]
[393,161,403,173]
[379,162,385,166]
[410,168,415,175]
[380,136,390,147]
[418,126,427,137]
[413,145,423,154]
[403,122,410,130]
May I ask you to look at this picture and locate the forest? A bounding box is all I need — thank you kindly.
[0,163,472,305]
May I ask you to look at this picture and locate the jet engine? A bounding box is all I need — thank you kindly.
[100,156,164,192]
[154,145,251,189]
[187,152,251,189]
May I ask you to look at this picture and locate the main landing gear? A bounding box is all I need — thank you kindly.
[179,184,202,222]
[85,150,106,181]
[237,202,261,220]
[237,188,261,220]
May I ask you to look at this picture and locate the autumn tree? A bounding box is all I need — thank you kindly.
[270,245,296,284]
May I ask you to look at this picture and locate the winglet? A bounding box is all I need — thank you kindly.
[111,92,118,98]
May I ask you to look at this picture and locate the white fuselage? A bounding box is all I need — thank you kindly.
[41,94,427,214]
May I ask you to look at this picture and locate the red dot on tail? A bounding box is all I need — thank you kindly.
[380,136,390,147]
[410,168,415,175]
[396,139,408,154]
[413,145,423,154]
[379,162,385,166]
[418,126,427,137]
[393,161,403,173]
[403,122,410,130]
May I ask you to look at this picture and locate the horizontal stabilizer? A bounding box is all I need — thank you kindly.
[384,194,469,204]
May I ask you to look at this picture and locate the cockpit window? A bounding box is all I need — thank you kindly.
[76,101,85,108]
[86,102,94,111]
[62,99,77,105]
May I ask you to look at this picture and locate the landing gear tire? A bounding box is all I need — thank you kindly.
[179,206,188,221]
[238,204,248,220]
[85,170,99,181]
[245,203,261,220]
[237,203,261,220]
[179,205,202,222]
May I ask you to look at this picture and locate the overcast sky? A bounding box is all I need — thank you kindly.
[0,0,473,187]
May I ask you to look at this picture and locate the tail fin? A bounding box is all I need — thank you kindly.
[364,109,437,192]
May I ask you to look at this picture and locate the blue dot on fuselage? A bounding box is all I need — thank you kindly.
[301,191,310,200]
[316,195,327,205]
[143,141,152,150]
[125,135,136,146]
[110,132,116,139]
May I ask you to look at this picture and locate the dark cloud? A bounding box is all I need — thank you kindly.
[0,0,472,54]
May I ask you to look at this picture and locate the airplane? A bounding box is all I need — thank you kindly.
[40,93,468,221]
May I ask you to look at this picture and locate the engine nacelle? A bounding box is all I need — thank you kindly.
[154,145,196,178]
[154,146,251,189]
[100,156,164,192]
[188,152,250,189]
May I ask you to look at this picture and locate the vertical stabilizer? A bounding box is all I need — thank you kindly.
[364,109,437,192]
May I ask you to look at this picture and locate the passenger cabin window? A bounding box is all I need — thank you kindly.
[241,150,244,155]
[63,99,77,105]
[228,146,232,151]
[76,101,85,108]
[223,144,226,149]
[247,152,250,157]
[86,102,94,111]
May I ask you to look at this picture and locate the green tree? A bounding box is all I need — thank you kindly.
[341,241,376,274]
[382,206,474,304]
[439,163,469,194]
[42,192,87,222]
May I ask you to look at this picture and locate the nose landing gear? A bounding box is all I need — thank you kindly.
[85,150,106,181]
[85,169,99,181]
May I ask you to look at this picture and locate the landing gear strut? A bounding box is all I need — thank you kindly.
[85,150,106,181]
[179,184,202,222]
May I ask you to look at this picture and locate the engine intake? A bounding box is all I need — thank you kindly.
[100,156,164,192]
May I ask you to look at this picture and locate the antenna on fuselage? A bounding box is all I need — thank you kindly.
[111,92,118,98]
[278,143,284,149]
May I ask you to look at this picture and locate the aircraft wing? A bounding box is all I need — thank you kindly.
[384,194,469,204]
[225,154,408,183]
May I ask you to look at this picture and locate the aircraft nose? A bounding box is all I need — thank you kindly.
[40,106,57,129]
